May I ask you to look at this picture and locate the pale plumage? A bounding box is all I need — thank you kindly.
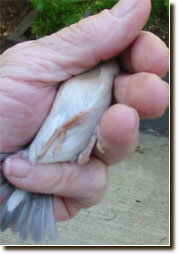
[0,59,119,242]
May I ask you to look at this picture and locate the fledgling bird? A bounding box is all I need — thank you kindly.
[0,59,119,242]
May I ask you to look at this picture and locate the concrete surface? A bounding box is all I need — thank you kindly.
[0,133,169,246]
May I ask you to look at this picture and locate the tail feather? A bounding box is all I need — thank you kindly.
[0,190,27,232]
[0,176,15,230]
[45,194,57,241]
[0,172,6,185]
[11,194,31,235]
[29,194,51,242]
[19,194,38,241]
[30,194,46,242]
[0,182,14,200]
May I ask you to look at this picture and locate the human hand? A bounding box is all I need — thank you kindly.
[0,0,169,221]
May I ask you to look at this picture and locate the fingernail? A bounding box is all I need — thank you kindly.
[111,0,137,17]
[4,157,31,178]
[96,127,108,154]
[129,107,140,130]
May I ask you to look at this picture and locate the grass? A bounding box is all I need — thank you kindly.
[30,0,169,38]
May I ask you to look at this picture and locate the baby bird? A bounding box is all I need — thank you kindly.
[0,59,119,242]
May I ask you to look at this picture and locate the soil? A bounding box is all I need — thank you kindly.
[0,0,32,51]
[0,0,169,52]
[144,16,169,47]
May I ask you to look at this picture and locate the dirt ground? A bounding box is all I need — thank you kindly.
[0,0,31,37]
[144,16,169,47]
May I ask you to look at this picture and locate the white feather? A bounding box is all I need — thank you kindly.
[7,189,27,212]
[28,59,119,163]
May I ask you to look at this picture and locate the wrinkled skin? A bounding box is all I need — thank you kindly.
[0,0,169,221]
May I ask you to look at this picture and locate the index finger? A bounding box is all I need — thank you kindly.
[118,31,169,77]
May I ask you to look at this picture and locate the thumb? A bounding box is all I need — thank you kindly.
[2,0,151,85]
[38,0,151,73]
